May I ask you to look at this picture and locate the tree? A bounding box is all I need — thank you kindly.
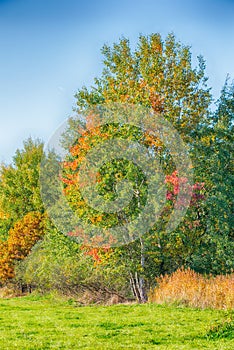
[189,79,234,274]
[75,33,211,145]
[58,33,212,302]
[61,118,161,302]
[0,138,46,283]
[0,211,45,282]
[0,138,44,229]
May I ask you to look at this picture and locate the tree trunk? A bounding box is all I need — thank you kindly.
[129,238,148,303]
[139,237,148,302]
[130,273,141,302]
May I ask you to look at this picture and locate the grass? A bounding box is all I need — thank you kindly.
[149,268,234,310]
[0,294,233,349]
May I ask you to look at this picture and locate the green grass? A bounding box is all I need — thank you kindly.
[0,295,233,349]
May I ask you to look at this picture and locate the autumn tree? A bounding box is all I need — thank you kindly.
[0,211,45,282]
[60,112,206,302]
[75,33,211,144]
[53,33,214,302]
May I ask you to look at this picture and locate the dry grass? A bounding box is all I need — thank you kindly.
[149,268,234,310]
[0,285,19,298]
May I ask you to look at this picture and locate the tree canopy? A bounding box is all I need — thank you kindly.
[0,33,233,303]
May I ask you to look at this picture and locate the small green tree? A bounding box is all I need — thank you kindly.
[0,138,44,227]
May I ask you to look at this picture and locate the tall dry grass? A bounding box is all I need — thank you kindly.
[149,268,234,309]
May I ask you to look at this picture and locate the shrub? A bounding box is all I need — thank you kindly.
[15,226,131,302]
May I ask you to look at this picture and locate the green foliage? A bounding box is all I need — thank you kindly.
[0,33,233,300]
[190,79,234,274]
[0,138,44,231]
[66,33,214,299]
[16,224,87,292]
[75,33,211,144]
[16,223,130,298]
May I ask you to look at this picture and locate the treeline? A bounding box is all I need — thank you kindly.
[0,33,233,303]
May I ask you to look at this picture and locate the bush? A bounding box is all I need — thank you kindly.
[14,226,131,303]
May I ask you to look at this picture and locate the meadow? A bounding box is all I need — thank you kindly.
[0,295,233,350]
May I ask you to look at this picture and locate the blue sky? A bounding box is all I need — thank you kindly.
[0,0,234,163]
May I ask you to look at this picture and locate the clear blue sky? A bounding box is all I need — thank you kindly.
[0,0,233,163]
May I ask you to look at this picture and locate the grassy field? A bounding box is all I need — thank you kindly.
[0,295,233,349]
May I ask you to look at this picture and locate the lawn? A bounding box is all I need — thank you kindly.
[0,295,233,349]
